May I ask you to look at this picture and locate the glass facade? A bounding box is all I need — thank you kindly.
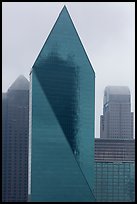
[30,6,95,201]
[95,162,135,202]
[94,139,135,202]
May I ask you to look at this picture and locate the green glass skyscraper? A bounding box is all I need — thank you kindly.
[29,6,95,201]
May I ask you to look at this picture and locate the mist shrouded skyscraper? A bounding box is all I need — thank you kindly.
[2,75,29,202]
[29,6,95,202]
[100,86,133,139]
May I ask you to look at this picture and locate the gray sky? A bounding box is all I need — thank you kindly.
[2,2,135,138]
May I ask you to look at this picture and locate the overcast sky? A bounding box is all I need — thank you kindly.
[2,2,135,138]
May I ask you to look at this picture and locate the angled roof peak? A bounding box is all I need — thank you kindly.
[32,4,95,75]
[62,5,68,11]
[8,75,29,91]
[63,5,67,9]
[59,5,70,16]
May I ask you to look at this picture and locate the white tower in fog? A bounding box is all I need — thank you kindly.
[100,86,133,139]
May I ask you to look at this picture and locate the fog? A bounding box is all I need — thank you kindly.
[2,2,135,137]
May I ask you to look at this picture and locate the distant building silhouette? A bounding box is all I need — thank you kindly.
[2,75,29,202]
[100,86,133,139]
[29,6,95,202]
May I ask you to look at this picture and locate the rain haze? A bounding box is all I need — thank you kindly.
[2,2,135,138]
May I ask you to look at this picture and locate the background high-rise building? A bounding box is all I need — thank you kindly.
[100,86,133,139]
[95,85,135,202]
[2,75,29,202]
[29,6,95,201]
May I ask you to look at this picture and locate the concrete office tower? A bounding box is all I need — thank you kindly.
[29,6,95,201]
[2,75,29,202]
[100,86,133,139]
[95,138,135,162]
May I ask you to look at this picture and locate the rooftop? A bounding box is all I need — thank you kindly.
[8,75,29,91]
[105,86,130,95]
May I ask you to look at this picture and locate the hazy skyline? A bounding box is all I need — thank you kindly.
[2,2,135,137]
